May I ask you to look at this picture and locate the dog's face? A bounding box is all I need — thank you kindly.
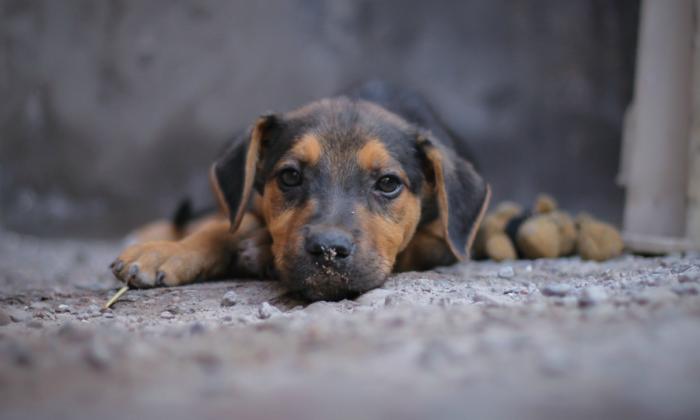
[212,98,488,300]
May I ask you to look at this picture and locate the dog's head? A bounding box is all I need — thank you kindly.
[211,98,488,300]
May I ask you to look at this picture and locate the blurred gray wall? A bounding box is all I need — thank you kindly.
[0,0,639,238]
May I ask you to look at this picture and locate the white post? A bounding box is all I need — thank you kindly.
[685,1,700,244]
[623,0,694,239]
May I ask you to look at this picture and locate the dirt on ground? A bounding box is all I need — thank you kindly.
[1,228,699,420]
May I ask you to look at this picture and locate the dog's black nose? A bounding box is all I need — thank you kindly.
[305,228,354,260]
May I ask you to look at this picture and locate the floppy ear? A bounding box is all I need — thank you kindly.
[418,133,491,261]
[209,114,277,231]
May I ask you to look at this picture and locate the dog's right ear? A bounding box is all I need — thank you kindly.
[210,114,278,231]
[417,132,491,261]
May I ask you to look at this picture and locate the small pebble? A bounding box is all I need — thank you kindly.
[164,305,181,315]
[579,286,608,307]
[384,294,405,307]
[258,302,281,319]
[84,340,111,370]
[33,311,54,320]
[355,288,392,306]
[437,297,452,308]
[27,320,43,329]
[75,312,89,321]
[102,311,115,319]
[304,301,335,315]
[86,304,101,315]
[672,283,698,296]
[76,305,101,320]
[559,295,579,307]
[57,322,91,342]
[190,322,206,335]
[220,291,239,307]
[29,302,50,311]
[634,288,677,305]
[57,322,83,340]
[55,304,72,314]
[678,269,700,283]
[418,340,458,369]
[193,352,221,374]
[9,310,29,323]
[473,292,499,305]
[541,283,572,297]
[539,348,571,376]
[160,311,175,320]
[0,309,11,326]
[7,341,33,366]
[498,266,515,279]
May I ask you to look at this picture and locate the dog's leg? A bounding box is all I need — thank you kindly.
[111,213,269,287]
[394,220,457,272]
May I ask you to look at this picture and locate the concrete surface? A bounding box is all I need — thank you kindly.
[1,229,699,420]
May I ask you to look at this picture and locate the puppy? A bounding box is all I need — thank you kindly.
[111,82,490,301]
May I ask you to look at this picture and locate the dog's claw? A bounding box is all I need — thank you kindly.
[110,259,124,274]
[155,271,165,286]
[111,241,201,288]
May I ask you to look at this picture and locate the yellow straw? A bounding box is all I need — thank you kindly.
[103,286,129,310]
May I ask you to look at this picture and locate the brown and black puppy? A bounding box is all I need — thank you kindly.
[111,82,490,301]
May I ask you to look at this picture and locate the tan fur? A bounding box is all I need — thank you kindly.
[356,191,421,271]
[398,179,490,269]
[466,185,491,254]
[424,147,458,259]
[114,213,264,287]
[291,134,322,165]
[261,179,318,273]
[357,138,392,171]
[395,219,452,271]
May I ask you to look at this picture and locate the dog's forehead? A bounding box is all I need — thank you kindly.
[282,97,417,170]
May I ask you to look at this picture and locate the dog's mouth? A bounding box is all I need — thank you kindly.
[278,253,389,301]
[298,270,357,301]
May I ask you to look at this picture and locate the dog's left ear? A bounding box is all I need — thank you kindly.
[210,114,279,232]
[417,133,491,261]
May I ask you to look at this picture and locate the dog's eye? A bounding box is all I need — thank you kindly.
[278,168,302,187]
[375,175,403,198]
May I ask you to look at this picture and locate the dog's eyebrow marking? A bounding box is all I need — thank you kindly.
[290,134,322,165]
[357,138,392,171]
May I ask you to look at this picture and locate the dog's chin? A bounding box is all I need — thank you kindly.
[279,257,389,301]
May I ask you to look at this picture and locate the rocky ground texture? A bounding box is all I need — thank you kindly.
[1,229,700,420]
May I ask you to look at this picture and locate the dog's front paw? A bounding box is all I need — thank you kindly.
[110,241,204,288]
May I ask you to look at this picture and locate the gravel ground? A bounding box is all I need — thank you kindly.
[1,229,700,420]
